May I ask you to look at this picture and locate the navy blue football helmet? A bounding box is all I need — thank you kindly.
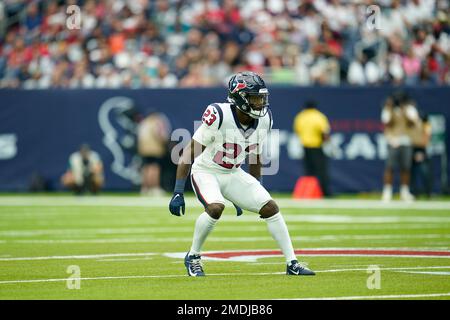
[227,71,269,119]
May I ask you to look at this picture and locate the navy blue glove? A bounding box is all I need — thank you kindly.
[169,192,185,216]
[233,203,243,216]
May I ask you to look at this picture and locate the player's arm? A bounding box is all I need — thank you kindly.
[176,103,219,182]
[423,120,432,146]
[404,102,419,126]
[169,104,220,216]
[381,97,394,126]
[175,139,205,182]
[169,139,206,217]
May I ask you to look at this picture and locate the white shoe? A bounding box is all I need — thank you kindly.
[400,190,415,202]
[147,187,165,197]
[381,185,392,202]
[400,185,415,202]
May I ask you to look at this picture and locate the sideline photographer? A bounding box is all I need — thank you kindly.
[381,91,419,202]
[61,144,104,195]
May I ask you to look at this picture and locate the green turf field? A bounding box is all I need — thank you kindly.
[0,195,449,300]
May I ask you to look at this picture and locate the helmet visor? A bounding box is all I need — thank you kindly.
[246,92,269,118]
[247,93,269,110]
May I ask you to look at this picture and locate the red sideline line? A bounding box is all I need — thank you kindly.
[204,249,450,259]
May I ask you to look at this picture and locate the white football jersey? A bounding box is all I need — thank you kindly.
[192,103,272,173]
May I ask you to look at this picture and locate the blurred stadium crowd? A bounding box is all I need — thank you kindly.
[0,0,449,89]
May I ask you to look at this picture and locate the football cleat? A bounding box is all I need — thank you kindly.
[184,252,205,277]
[286,260,316,276]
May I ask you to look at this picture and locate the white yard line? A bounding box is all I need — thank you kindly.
[0,274,189,284]
[280,292,450,300]
[0,252,155,261]
[395,271,450,275]
[96,257,154,262]
[0,224,446,238]
[2,214,450,224]
[2,247,450,262]
[2,209,450,225]
[1,196,450,211]
[1,266,450,285]
[0,272,286,284]
[1,233,449,245]
[314,266,450,273]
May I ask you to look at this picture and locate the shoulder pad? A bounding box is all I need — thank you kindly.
[201,104,223,129]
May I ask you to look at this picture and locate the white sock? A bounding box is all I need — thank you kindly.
[189,212,218,256]
[265,212,297,263]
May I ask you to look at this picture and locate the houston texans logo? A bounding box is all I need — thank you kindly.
[231,81,247,93]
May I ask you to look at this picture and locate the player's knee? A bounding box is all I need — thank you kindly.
[259,200,279,218]
[206,203,225,219]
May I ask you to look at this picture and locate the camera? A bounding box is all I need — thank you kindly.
[391,90,409,108]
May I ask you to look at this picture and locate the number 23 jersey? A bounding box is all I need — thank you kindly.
[192,103,272,173]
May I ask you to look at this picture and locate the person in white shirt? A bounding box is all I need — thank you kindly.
[381,91,419,202]
[61,144,104,194]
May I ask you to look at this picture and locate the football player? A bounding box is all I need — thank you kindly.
[169,71,315,277]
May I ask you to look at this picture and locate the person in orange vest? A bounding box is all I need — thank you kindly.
[293,100,331,197]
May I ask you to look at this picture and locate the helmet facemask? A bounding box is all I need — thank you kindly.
[239,89,269,119]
